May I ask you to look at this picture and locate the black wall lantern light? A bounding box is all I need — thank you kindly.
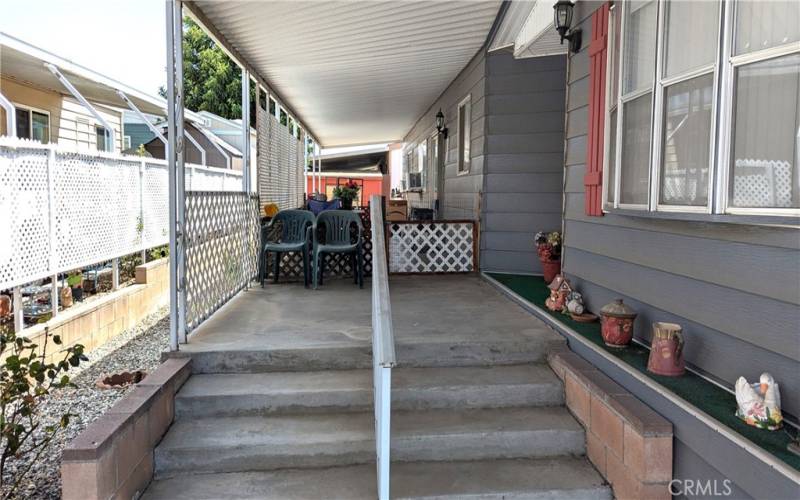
[553,0,582,54]
[435,109,448,138]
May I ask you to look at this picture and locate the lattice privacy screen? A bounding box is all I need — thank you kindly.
[0,139,242,291]
[256,105,306,212]
[184,192,260,331]
[388,221,475,273]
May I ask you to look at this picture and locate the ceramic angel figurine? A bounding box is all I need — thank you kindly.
[735,372,783,430]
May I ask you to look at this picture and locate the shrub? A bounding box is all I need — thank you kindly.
[0,328,86,497]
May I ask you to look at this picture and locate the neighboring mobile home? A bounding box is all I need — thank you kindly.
[0,33,171,153]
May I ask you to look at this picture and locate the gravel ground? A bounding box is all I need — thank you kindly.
[1,307,169,500]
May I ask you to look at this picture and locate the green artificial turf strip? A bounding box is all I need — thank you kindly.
[487,272,800,471]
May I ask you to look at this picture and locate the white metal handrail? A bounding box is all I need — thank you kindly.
[369,194,396,500]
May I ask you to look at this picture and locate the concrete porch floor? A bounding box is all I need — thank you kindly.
[175,274,564,370]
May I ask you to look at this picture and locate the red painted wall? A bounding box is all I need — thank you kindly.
[306,176,386,206]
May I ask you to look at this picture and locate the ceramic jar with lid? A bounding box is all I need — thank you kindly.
[599,299,637,347]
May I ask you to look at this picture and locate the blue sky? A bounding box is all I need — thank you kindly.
[1,0,167,96]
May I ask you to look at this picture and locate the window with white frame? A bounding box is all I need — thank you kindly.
[14,106,50,143]
[604,0,800,216]
[458,95,471,174]
[407,143,425,190]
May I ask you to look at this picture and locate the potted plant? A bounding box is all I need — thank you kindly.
[67,271,84,302]
[534,231,562,283]
[332,180,360,210]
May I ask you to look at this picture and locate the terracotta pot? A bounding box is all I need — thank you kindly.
[599,299,636,348]
[0,295,10,318]
[540,259,561,284]
[647,322,685,377]
[60,287,73,308]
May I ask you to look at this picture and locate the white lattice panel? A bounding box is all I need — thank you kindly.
[256,107,305,211]
[1,137,250,291]
[53,151,142,270]
[388,221,475,273]
[0,143,51,290]
[184,192,260,331]
[143,161,169,248]
[732,159,793,208]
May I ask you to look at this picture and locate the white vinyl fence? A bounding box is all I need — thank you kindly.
[0,138,242,292]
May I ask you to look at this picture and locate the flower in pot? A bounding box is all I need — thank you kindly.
[534,231,562,283]
[67,271,84,302]
[333,180,360,210]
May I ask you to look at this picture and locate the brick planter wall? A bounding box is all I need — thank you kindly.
[61,358,191,500]
[549,350,673,500]
[15,258,169,366]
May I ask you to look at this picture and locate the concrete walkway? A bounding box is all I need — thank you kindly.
[178,274,564,369]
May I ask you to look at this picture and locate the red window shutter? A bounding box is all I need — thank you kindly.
[584,3,610,216]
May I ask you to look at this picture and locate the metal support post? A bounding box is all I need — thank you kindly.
[242,70,251,193]
[13,287,23,333]
[112,258,120,290]
[51,275,59,319]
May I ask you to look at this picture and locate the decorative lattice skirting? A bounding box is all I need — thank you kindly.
[388,221,475,273]
[184,192,260,330]
[261,210,373,281]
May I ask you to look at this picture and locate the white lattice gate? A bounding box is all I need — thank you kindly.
[388,221,476,273]
[184,191,260,331]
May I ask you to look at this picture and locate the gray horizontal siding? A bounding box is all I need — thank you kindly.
[566,249,800,365]
[481,52,566,275]
[562,0,800,434]
[403,48,487,220]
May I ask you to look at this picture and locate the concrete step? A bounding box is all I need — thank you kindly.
[144,457,611,500]
[175,364,564,418]
[175,336,563,373]
[154,407,586,477]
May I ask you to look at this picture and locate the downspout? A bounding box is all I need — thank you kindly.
[45,63,114,152]
[0,91,16,137]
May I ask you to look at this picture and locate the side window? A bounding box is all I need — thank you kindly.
[457,96,471,174]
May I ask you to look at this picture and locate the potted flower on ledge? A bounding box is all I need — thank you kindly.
[333,181,360,210]
[534,231,561,284]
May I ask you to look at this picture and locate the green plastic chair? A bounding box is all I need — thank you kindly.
[261,209,315,287]
[313,210,364,289]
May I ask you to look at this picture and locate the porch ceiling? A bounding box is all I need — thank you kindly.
[188,0,503,147]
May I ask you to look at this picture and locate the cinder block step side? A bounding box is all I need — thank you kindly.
[175,364,564,418]
[154,407,585,477]
[143,457,611,500]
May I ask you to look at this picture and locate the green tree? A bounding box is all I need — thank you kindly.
[159,18,251,120]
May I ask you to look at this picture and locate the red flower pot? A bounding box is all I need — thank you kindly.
[540,259,561,284]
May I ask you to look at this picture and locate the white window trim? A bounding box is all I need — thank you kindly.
[604,0,800,218]
[457,95,471,176]
[12,102,51,143]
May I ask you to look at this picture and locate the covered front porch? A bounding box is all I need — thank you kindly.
[171,274,564,371]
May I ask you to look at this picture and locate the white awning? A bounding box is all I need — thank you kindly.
[0,32,201,121]
[488,0,567,59]
[188,0,503,147]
